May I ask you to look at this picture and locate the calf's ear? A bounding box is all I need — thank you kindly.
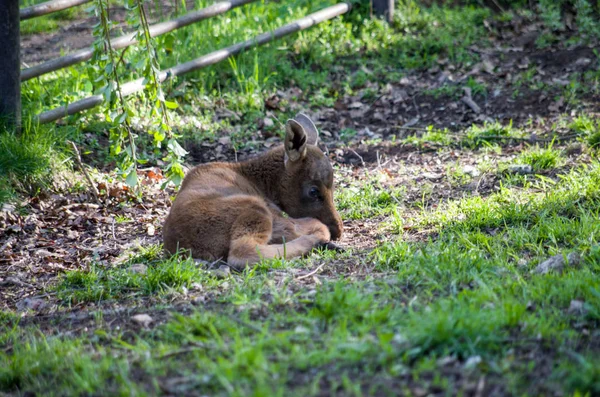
[284,119,308,164]
[294,113,319,146]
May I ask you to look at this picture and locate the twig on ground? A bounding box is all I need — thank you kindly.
[295,263,325,281]
[488,0,505,13]
[412,96,421,117]
[461,95,482,113]
[391,121,425,131]
[349,149,365,167]
[68,141,100,204]
[366,93,385,112]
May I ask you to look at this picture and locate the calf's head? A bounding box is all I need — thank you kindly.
[278,113,343,240]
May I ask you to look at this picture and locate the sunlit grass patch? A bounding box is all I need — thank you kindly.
[516,144,564,172]
[404,126,453,148]
[461,121,525,149]
[56,249,222,304]
[335,171,404,220]
[0,121,72,204]
[418,162,600,233]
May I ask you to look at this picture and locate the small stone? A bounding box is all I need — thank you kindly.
[192,296,205,305]
[464,355,482,369]
[422,172,444,181]
[462,165,480,177]
[574,58,591,66]
[218,136,231,146]
[412,387,428,397]
[129,264,148,274]
[294,326,310,334]
[533,252,581,275]
[507,164,533,175]
[517,258,528,267]
[568,300,587,315]
[393,334,407,344]
[437,356,457,367]
[147,224,155,236]
[565,143,582,156]
[210,265,231,279]
[263,117,274,128]
[194,258,210,266]
[131,314,153,327]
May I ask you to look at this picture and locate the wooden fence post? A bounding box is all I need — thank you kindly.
[0,0,21,130]
[372,0,393,23]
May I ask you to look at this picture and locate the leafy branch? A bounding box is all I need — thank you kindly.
[88,0,187,191]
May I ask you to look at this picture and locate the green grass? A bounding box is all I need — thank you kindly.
[3,1,600,395]
[461,121,524,149]
[3,157,600,396]
[335,171,404,220]
[0,120,71,204]
[404,125,453,148]
[516,144,564,172]
[20,0,81,35]
[55,245,225,304]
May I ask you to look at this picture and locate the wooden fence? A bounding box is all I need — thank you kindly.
[0,0,393,127]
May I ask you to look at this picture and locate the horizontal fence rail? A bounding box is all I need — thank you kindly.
[36,2,350,124]
[21,0,257,81]
[20,0,92,20]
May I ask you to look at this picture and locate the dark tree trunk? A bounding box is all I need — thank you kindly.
[0,0,21,131]
[372,0,394,23]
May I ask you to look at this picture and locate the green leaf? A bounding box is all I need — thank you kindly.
[168,173,183,187]
[163,34,175,52]
[117,112,128,124]
[167,139,188,157]
[164,100,178,109]
[153,130,166,143]
[125,169,138,188]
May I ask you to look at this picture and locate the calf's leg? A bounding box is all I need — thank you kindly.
[227,205,330,270]
[269,213,330,244]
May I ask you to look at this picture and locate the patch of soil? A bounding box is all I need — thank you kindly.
[0,170,172,312]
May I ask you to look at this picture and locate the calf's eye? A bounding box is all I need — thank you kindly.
[308,186,320,199]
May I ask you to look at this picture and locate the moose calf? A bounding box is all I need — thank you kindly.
[163,113,343,269]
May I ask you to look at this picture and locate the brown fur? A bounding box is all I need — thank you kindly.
[163,113,343,269]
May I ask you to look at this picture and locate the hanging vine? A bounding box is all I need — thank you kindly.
[89,0,187,190]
